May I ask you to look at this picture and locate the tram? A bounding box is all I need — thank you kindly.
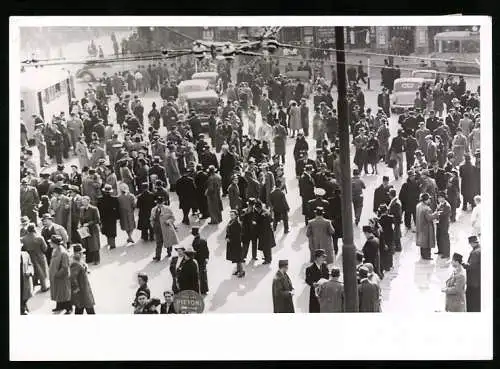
[20,67,76,137]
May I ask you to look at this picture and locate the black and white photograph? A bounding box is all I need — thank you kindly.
[10,16,493,360]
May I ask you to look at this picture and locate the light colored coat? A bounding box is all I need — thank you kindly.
[21,233,49,288]
[75,141,91,169]
[49,245,71,302]
[416,201,436,249]
[316,278,345,312]
[288,105,301,131]
[306,216,335,264]
[118,192,136,232]
[49,195,71,230]
[150,204,179,248]
[21,251,34,302]
[444,267,466,312]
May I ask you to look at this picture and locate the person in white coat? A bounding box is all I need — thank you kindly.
[470,195,481,237]
[150,195,178,261]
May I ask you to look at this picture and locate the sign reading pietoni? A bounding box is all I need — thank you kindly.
[173,290,205,314]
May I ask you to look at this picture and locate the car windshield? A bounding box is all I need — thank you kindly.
[413,71,435,79]
[188,99,215,110]
[394,82,420,91]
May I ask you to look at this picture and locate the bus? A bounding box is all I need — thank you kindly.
[430,30,480,75]
[20,67,76,137]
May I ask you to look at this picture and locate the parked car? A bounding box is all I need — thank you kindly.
[191,71,221,93]
[411,69,438,85]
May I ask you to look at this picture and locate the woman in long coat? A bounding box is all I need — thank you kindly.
[288,101,301,136]
[226,210,245,277]
[48,237,72,313]
[21,251,34,314]
[21,224,49,291]
[164,146,181,192]
[70,245,96,314]
[205,166,223,224]
[79,196,102,265]
[273,122,287,160]
[442,253,466,312]
[159,205,179,252]
[118,183,137,243]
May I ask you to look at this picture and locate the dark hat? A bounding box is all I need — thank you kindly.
[420,192,430,202]
[378,204,388,213]
[72,243,85,253]
[40,173,50,178]
[136,291,149,299]
[50,234,63,244]
[468,235,479,244]
[53,187,63,194]
[330,268,340,278]
[359,266,369,278]
[314,249,326,258]
[452,252,463,263]
[57,164,64,170]
[382,176,389,182]
[41,213,53,220]
[278,260,289,268]
[362,225,373,233]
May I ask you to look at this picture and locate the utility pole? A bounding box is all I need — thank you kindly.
[334,26,359,312]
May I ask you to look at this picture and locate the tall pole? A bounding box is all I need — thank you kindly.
[335,26,359,312]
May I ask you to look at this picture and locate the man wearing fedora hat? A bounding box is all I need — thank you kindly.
[299,164,316,225]
[41,213,68,265]
[70,244,96,314]
[20,178,40,224]
[362,225,381,278]
[48,235,72,314]
[463,235,481,312]
[316,268,344,313]
[415,193,440,260]
[358,266,381,312]
[206,165,223,225]
[441,253,466,312]
[191,227,209,294]
[272,260,295,313]
[305,249,330,313]
[97,184,120,249]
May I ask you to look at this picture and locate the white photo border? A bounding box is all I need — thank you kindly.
[9,15,493,361]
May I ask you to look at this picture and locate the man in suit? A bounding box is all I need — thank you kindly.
[435,191,452,259]
[299,164,316,225]
[150,196,173,261]
[241,198,259,261]
[269,180,290,234]
[194,165,209,219]
[377,87,390,116]
[307,188,330,223]
[20,178,40,223]
[463,235,481,312]
[160,291,176,314]
[192,227,209,295]
[306,207,335,265]
[272,260,295,313]
[305,249,330,313]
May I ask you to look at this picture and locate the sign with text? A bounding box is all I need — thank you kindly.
[173,290,205,314]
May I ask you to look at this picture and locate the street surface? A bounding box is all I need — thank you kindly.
[25,71,480,314]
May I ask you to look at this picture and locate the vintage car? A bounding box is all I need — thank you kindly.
[390,77,426,113]
[411,69,438,85]
[184,90,221,131]
[191,71,221,93]
[429,30,480,75]
[177,79,211,111]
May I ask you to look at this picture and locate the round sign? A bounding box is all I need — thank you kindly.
[173,290,205,314]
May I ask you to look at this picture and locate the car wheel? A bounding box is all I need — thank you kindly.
[79,71,95,82]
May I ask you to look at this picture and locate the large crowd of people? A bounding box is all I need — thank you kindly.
[19,46,482,314]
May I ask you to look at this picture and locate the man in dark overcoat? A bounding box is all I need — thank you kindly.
[176,170,197,225]
[373,176,393,214]
[191,227,209,295]
[436,191,451,258]
[305,249,329,313]
[459,154,475,211]
[269,181,290,234]
[463,235,481,312]
[194,165,209,219]
[254,201,276,264]
[272,260,295,313]
[79,196,102,265]
[362,225,381,278]
[97,184,119,249]
[136,183,156,242]
[299,164,316,225]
